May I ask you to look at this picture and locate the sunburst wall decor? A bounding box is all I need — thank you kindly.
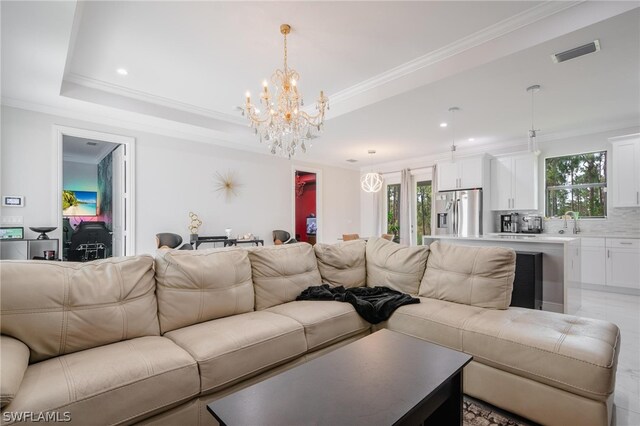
[214,170,241,200]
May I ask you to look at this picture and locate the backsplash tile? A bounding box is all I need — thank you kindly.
[493,208,640,235]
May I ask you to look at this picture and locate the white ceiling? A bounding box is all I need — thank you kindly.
[2,1,639,169]
[63,135,118,164]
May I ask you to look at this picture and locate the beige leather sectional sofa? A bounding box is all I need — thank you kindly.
[0,238,620,426]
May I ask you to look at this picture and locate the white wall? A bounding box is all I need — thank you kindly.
[1,106,361,254]
[63,161,97,192]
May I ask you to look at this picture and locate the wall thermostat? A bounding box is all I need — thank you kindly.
[2,196,24,207]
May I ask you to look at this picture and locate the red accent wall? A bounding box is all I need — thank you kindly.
[295,176,316,242]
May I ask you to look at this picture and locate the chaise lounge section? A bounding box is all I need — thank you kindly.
[0,238,620,425]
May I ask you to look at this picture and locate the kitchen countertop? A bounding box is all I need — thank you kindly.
[426,234,578,244]
[490,232,640,239]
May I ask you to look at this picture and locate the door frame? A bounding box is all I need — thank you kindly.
[291,165,322,244]
[54,125,136,256]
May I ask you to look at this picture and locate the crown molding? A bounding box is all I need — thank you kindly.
[1,97,361,171]
[1,96,257,150]
[64,72,246,126]
[329,1,582,108]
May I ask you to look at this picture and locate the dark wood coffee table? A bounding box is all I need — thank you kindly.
[207,329,472,425]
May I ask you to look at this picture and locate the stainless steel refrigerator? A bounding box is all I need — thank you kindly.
[434,189,483,236]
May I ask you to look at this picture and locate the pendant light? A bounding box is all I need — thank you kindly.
[526,85,541,153]
[448,107,460,161]
[361,150,383,193]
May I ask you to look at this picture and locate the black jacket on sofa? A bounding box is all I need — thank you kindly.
[297,284,420,324]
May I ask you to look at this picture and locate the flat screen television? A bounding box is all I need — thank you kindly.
[63,190,97,216]
[306,217,317,235]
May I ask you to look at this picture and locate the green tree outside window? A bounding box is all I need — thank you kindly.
[545,151,607,218]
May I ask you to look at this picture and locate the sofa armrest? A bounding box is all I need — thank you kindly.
[1,335,30,408]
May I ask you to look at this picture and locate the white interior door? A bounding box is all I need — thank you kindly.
[112,145,126,256]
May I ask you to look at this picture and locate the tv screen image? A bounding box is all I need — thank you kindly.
[306,217,317,235]
[63,190,97,216]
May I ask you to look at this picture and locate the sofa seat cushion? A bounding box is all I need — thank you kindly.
[2,336,199,425]
[462,307,620,401]
[267,301,371,350]
[164,311,307,394]
[380,297,485,351]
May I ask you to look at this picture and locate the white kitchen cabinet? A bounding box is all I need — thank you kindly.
[490,153,538,210]
[606,238,640,289]
[437,156,485,191]
[437,161,460,191]
[581,238,606,286]
[610,134,640,207]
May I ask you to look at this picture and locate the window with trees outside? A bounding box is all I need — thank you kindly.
[387,184,400,243]
[416,181,432,245]
[545,151,607,218]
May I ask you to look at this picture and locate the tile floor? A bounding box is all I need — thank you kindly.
[576,289,640,426]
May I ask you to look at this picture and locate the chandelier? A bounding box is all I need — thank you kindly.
[361,173,383,193]
[243,24,329,159]
[526,84,541,153]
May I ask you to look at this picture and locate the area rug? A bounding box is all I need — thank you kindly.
[464,396,537,426]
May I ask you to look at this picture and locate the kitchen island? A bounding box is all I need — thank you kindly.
[422,234,581,314]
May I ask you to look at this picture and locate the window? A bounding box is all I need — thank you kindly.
[386,183,400,242]
[545,151,607,218]
[416,180,432,245]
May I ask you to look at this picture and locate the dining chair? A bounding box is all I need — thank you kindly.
[342,233,360,241]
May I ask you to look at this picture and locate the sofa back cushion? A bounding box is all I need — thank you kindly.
[154,248,254,333]
[365,237,430,295]
[419,241,515,309]
[0,256,159,363]
[314,240,366,288]
[249,243,322,310]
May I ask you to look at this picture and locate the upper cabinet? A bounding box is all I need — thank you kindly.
[436,156,485,191]
[491,153,538,211]
[610,134,640,208]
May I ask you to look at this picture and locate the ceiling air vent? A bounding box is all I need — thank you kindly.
[86,141,98,146]
[346,159,358,163]
[552,40,600,63]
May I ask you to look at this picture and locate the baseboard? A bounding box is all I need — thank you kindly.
[582,283,640,296]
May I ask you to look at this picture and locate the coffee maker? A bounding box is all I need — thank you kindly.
[521,215,543,233]
[500,213,519,233]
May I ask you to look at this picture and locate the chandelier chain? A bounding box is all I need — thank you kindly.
[283,32,288,71]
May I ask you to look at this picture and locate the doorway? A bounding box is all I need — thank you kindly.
[292,167,322,245]
[55,126,135,260]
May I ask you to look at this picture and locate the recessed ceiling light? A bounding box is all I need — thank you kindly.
[468,138,475,142]
[367,150,376,155]
[116,68,128,76]
[440,122,448,128]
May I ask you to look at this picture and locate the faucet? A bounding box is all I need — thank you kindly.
[563,211,580,234]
